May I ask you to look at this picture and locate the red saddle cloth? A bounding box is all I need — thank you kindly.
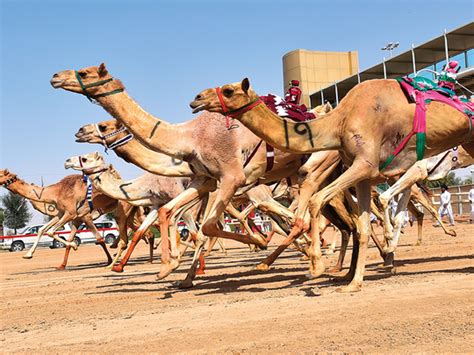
[260,94,316,121]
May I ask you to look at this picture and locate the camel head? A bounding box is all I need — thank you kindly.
[190,78,258,115]
[75,120,126,146]
[64,152,106,174]
[0,169,17,186]
[50,63,124,98]
[311,102,333,116]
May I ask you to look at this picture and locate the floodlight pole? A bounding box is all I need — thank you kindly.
[383,57,387,79]
[411,44,417,75]
[443,29,449,63]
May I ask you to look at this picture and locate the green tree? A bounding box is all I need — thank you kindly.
[0,208,4,236]
[425,172,462,188]
[463,177,472,185]
[1,192,32,234]
[105,211,115,221]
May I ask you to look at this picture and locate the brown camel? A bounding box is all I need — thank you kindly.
[0,169,117,268]
[190,78,473,292]
[51,64,307,284]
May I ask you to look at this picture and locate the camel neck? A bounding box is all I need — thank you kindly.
[87,168,148,203]
[97,92,192,159]
[237,102,342,154]
[111,138,194,177]
[5,179,57,204]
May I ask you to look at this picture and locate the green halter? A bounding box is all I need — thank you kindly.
[74,71,124,102]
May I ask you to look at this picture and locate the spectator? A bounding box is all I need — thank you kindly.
[436,184,455,226]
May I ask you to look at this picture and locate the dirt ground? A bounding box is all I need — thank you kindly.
[1,222,473,353]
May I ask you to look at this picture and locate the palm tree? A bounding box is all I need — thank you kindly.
[1,192,32,234]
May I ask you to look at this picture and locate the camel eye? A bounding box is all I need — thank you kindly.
[98,125,106,132]
[78,71,87,78]
[81,157,87,163]
[223,88,234,97]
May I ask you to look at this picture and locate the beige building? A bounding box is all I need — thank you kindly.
[282,49,359,107]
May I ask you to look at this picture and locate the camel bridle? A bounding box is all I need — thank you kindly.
[94,124,134,153]
[214,87,263,128]
[0,176,17,187]
[75,71,124,103]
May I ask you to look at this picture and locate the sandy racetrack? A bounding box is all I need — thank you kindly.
[1,223,473,353]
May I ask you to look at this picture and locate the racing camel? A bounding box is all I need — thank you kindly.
[189,77,473,292]
[0,170,123,268]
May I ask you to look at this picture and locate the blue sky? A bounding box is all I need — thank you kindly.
[1,0,473,223]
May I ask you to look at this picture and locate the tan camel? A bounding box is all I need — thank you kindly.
[190,77,474,292]
[0,169,117,268]
[379,146,474,256]
[51,64,307,284]
[64,152,201,271]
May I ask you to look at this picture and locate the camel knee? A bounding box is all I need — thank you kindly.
[202,222,219,238]
[158,207,171,223]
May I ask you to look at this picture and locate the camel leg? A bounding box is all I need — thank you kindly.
[23,216,59,259]
[56,220,81,270]
[328,229,350,273]
[337,180,372,292]
[170,175,268,286]
[28,213,78,260]
[410,186,456,237]
[384,188,411,256]
[82,217,113,266]
[158,178,216,279]
[306,160,375,279]
[109,239,127,269]
[112,208,158,272]
[148,235,154,263]
[407,201,424,246]
[204,237,219,257]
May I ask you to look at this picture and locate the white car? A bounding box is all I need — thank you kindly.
[0,221,119,252]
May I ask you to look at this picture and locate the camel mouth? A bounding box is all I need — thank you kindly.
[190,103,207,114]
[74,131,89,143]
[50,78,63,88]
[64,161,75,169]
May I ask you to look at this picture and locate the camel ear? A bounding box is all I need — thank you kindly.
[94,151,100,159]
[241,78,250,95]
[98,63,108,77]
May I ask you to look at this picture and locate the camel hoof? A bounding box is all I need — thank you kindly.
[157,260,180,280]
[175,280,194,289]
[196,269,205,275]
[254,263,270,271]
[415,241,422,246]
[203,252,211,257]
[70,242,78,251]
[383,252,395,267]
[111,264,124,273]
[299,255,309,261]
[56,265,66,271]
[336,283,362,293]
[22,254,33,259]
[332,273,353,283]
[327,266,342,274]
[447,229,457,237]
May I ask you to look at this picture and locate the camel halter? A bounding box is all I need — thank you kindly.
[1,176,17,187]
[95,125,134,153]
[215,87,263,129]
[75,71,124,103]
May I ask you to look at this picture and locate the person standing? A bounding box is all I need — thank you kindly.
[437,184,455,226]
[469,187,474,224]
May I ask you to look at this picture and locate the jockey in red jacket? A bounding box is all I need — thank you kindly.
[285,80,302,106]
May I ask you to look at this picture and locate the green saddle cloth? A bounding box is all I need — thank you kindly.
[410,76,439,91]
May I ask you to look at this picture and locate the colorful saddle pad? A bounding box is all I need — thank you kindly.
[260,94,316,122]
[380,76,473,171]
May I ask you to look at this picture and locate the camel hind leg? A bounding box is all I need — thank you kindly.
[56,220,81,270]
[23,216,59,259]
